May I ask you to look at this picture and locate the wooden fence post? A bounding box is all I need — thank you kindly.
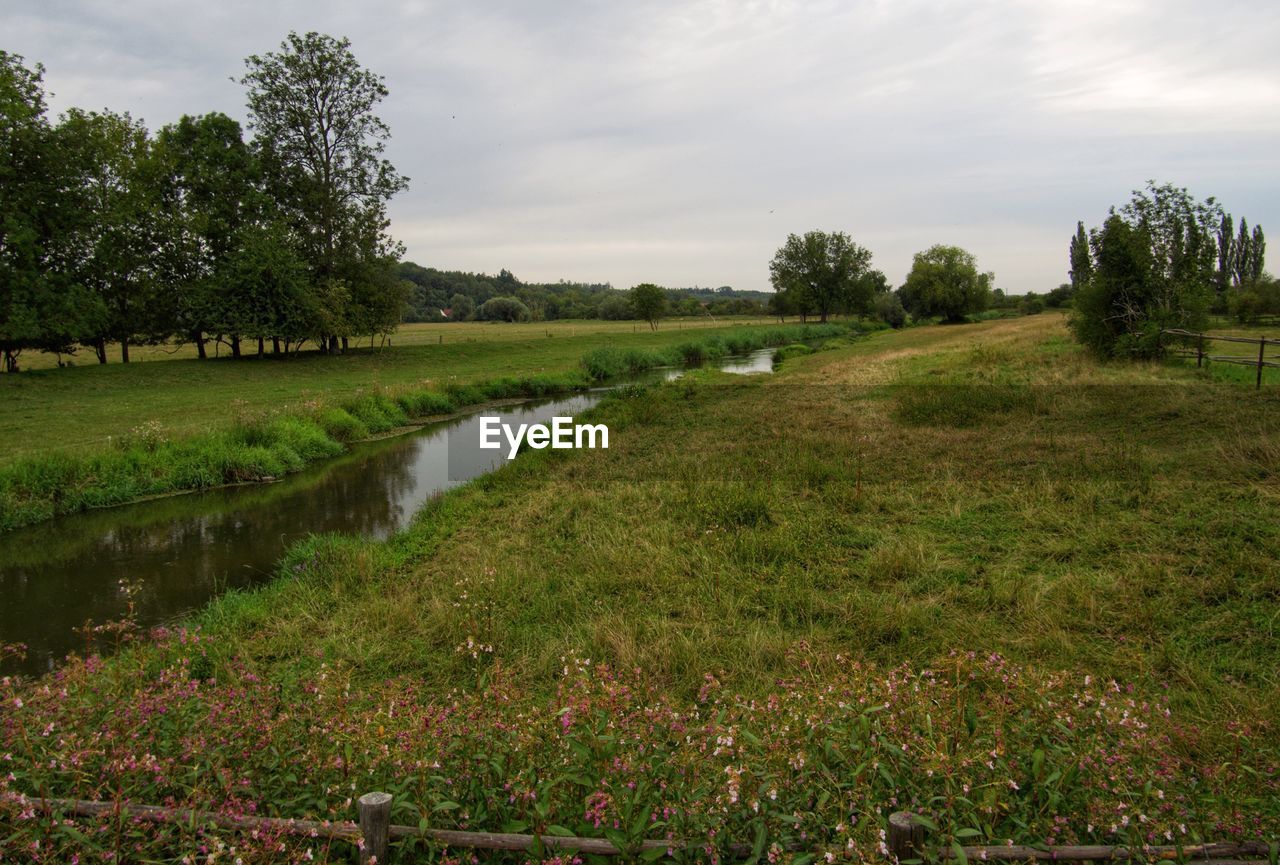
[1258,337,1267,390]
[1197,333,1204,368]
[358,792,393,864]
[889,811,925,862]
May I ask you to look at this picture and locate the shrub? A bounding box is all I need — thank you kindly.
[874,291,907,328]
[597,294,633,320]
[476,295,533,322]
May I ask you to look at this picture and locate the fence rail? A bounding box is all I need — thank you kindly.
[22,794,1277,864]
[1161,329,1278,389]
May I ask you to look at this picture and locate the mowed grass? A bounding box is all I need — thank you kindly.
[196,313,1280,734]
[0,317,778,464]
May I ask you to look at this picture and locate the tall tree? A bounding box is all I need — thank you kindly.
[0,52,102,371]
[1069,220,1092,292]
[1069,182,1219,358]
[1233,218,1251,288]
[768,231,873,323]
[1215,214,1235,296]
[1119,181,1220,317]
[899,244,992,323]
[1246,224,1266,285]
[241,31,408,353]
[155,112,262,358]
[57,109,177,363]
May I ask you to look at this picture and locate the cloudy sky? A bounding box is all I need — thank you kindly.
[6,0,1279,292]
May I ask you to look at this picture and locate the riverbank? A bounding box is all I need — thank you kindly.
[3,314,1277,862]
[0,323,854,532]
[0,317,787,464]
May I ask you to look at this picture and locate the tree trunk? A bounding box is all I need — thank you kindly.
[120,339,130,363]
[231,336,242,358]
[272,337,281,355]
[328,335,340,355]
[341,336,349,352]
[257,336,265,357]
[95,339,107,364]
[195,335,207,360]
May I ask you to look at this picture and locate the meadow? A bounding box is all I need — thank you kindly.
[0,316,779,463]
[0,320,849,530]
[2,313,1278,862]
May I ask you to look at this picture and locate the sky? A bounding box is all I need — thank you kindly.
[5,0,1279,293]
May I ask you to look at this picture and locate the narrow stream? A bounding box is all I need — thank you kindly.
[0,349,776,675]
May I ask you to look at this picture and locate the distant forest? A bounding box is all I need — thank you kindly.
[397,263,771,322]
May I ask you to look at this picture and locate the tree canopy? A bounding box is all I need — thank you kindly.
[899,245,992,323]
[630,283,668,330]
[0,34,412,370]
[768,231,874,322]
[1068,182,1263,357]
[242,31,409,354]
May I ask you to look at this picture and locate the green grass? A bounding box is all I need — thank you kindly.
[170,314,1280,731]
[5,313,1279,861]
[0,323,854,531]
[0,317,788,465]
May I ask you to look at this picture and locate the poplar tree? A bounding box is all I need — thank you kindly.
[1069,221,1092,291]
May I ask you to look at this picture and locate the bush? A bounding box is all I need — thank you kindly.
[1229,280,1280,323]
[597,294,633,320]
[476,296,533,322]
[874,291,907,328]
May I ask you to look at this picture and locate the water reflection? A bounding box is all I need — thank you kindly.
[0,350,776,676]
[0,392,601,675]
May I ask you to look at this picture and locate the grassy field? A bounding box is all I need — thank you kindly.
[14,316,780,371]
[4,313,1278,861]
[0,317,780,464]
[195,313,1278,720]
[0,322,851,531]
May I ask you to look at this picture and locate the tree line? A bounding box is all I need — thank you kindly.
[0,33,408,372]
[398,263,770,323]
[1068,181,1272,357]
[767,231,996,325]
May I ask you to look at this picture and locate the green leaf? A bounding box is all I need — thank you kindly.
[547,825,576,837]
[432,800,461,812]
[640,846,668,862]
[631,810,651,839]
[605,827,631,854]
[955,828,982,839]
[951,840,970,865]
[750,821,768,864]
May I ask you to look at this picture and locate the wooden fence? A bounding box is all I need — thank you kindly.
[24,794,1278,864]
[1162,329,1279,389]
